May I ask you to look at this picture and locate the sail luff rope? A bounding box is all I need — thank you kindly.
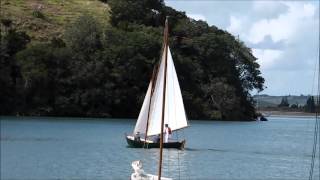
[309,82,319,180]
[318,49,320,180]
[170,50,182,180]
[309,116,318,180]
[309,41,320,180]
[143,71,154,149]
[317,37,320,180]
[317,46,320,180]
[143,62,161,148]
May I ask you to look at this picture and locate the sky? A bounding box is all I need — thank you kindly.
[164,0,319,96]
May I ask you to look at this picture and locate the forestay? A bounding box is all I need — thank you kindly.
[133,46,188,136]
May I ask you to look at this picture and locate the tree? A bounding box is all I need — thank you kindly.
[205,78,241,120]
[0,20,30,115]
[64,15,102,57]
[305,96,316,113]
[278,96,289,107]
[290,103,298,109]
[108,0,165,27]
[16,42,72,115]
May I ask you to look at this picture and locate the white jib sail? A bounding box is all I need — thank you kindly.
[133,82,152,134]
[147,46,188,136]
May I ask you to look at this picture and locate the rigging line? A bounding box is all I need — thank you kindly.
[175,108,181,180]
[146,40,165,138]
[148,56,163,137]
[318,25,320,180]
[306,57,318,157]
[170,49,182,180]
[309,94,319,180]
[144,65,159,148]
[166,49,173,179]
[318,48,320,180]
[309,116,318,180]
[179,128,191,180]
[143,72,156,150]
[166,149,169,177]
[316,40,320,180]
[144,82,153,147]
[311,54,318,95]
[318,114,320,180]
[309,46,320,180]
[317,45,320,180]
[181,127,190,180]
[171,51,178,134]
[178,145,181,180]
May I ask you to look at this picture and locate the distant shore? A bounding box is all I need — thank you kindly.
[259,110,316,118]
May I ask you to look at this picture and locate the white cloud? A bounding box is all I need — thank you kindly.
[226,16,252,41]
[248,2,316,44]
[227,2,318,95]
[165,0,319,95]
[252,49,283,70]
[253,1,279,11]
[252,1,288,19]
[187,13,206,21]
[227,16,242,34]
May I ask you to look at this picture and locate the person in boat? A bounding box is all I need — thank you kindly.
[164,124,172,143]
[134,132,141,142]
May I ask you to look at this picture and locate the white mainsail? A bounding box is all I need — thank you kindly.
[133,46,188,136]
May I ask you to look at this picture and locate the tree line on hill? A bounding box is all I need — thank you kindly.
[278,96,318,113]
[0,0,264,120]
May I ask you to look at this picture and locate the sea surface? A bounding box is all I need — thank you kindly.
[1,116,319,180]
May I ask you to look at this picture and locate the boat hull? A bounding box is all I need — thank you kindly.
[126,135,185,149]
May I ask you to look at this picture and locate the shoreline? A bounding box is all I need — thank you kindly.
[1,112,317,122]
[259,110,316,119]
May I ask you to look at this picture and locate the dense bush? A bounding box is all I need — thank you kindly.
[0,22,30,115]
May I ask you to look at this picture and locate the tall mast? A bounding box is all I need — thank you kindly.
[158,16,169,180]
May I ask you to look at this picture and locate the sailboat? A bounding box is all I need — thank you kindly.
[129,16,183,180]
[125,17,188,150]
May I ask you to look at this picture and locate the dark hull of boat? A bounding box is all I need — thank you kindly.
[126,136,185,149]
[260,116,268,121]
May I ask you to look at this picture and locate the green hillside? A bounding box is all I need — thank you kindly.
[1,0,109,41]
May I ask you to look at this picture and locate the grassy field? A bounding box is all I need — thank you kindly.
[1,0,110,41]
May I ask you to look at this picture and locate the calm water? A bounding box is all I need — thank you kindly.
[1,116,319,180]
